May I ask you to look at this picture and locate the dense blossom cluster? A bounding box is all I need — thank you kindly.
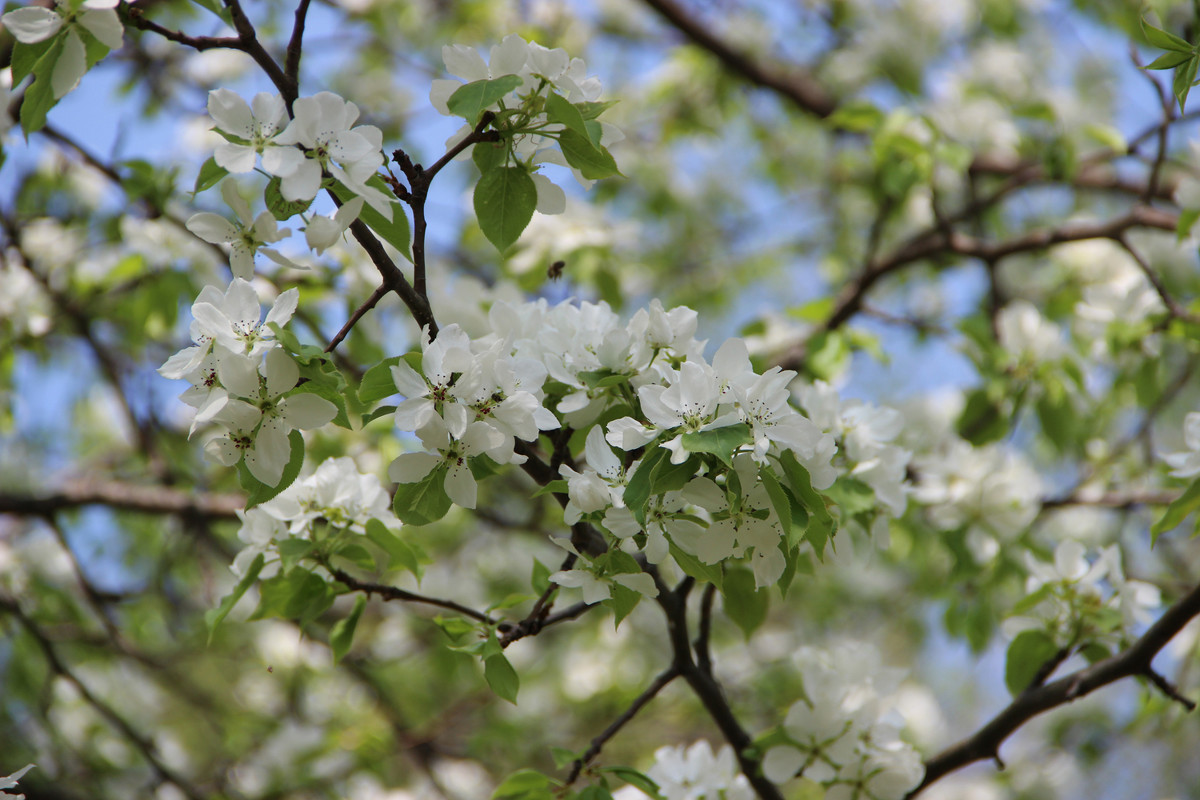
[912,440,1041,563]
[760,643,924,800]
[158,278,337,485]
[383,297,855,593]
[232,457,401,577]
[616,741,752,800]
[1003,540,1162,646]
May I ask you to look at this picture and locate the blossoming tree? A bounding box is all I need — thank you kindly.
[3,2,1200,799]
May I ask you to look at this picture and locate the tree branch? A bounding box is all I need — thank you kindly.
[566,665,681,785]
[330,567,496,625]
[638,0,836,118]
[910,579,1200,797]
[0,480,243,520]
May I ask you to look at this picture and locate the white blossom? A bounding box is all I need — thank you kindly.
[186,181,297,279]
[0,764,34,800]
[1163,412,1200,479]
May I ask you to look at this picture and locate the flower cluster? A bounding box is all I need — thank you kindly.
[385,297,840,599]
[912,440,1041,562]
[2,0,122,99]
[232,457,401,578]
[431,34,623,211]
[158,279,337,486]
[761,643,924,800]
[797,380,911,517]
[616,741,752,800]
[1003,540,1161,647]
[206,89,389,214]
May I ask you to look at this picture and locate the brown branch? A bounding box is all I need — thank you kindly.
[565,665,681,785]
[284,0,313,89]
[330,568,496,625]
[0,480,243,520]
[326,282,390,353]
[656,580,784,800]
[778,204,1179,370]
[638,0,836,118]
[910,579,1200,797]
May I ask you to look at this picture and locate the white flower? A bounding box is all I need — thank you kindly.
[186,181,297,279]
[387,404,504,509]
[996,300,1065,364]
[190,278,299,357]
[644,741,753,800]
[391,324,475,432]
[205,349,337,485]
[0,764,34,800]
[1163,412,1200,478]
[304,197,363,254]
[3,0,122,99]
[549,568,610,604]
[268,92,389,214]
[560,426,628,523]
[207,90,290,173]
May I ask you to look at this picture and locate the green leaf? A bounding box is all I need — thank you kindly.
[11,38,54,87]
[623,446,667,526]
[577,99,619,120]
[605,581,642,626]
[679,424,752,467]
[251,568,336,627]
[1173,53,1200,112]
[392,465,453,526]
[359,355,405,405]
[1141,18,1194,53]
[1005,629,1059,695]
[364,518,422,577]
[1151,478,1200,545]
[473,140,508,173]
[205,553,265,643]
[1176,208,1200,239]
[193,156,229,195]
[533,479,569,498]
[531,559,552,594]
[668,542,723,590]
[277,537,315,572]
[557,130,621,180]
[649,454,698,496]
[544,92,590,138]
[956,387,1008,445]
[598,768,664,800]
[484,653,520,704]
[493,770,558,800]
[330,595,367,663]
[188,0,234,23]
[240,430,306,509]
[19,36,65,138]
[1145,50,1193,70]
[264,176,313,220]
[778,452,834,560]
[722,568,769,639]
[331,178,411,261]
[760,469,792,536]
[805,330,850,380]
[822,477,876,517]
[447,75,524,123]
[474,166,537,252]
